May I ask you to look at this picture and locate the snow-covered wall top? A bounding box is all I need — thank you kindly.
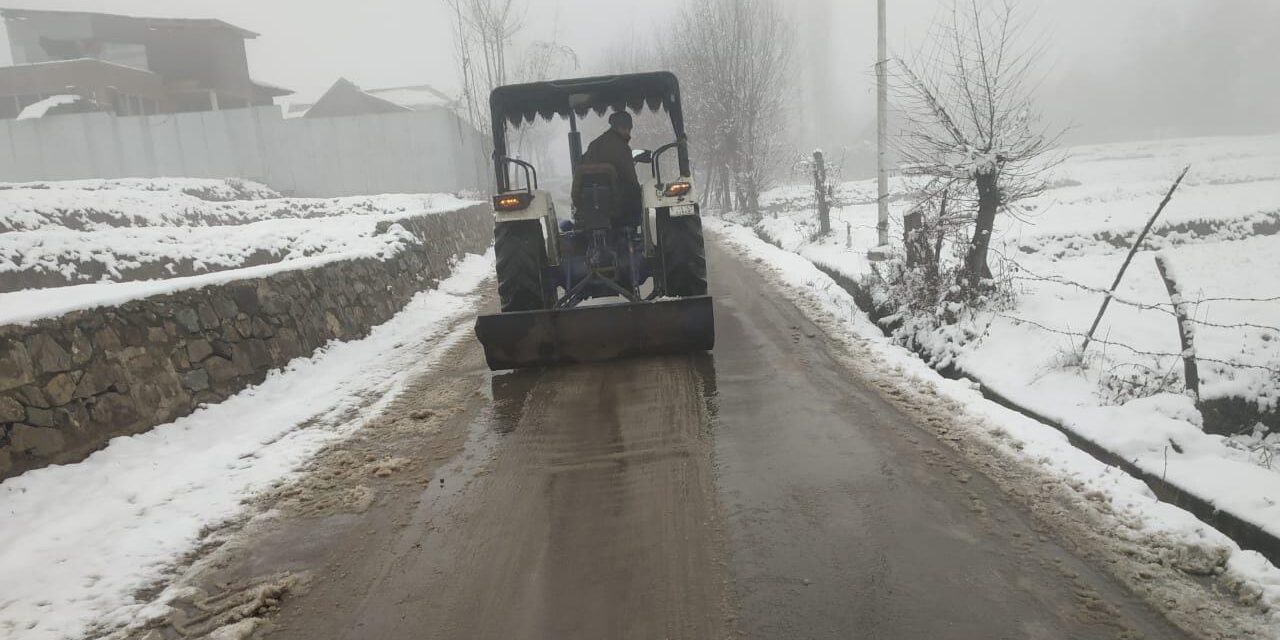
[0,179,477,295]
[0,202,491,480]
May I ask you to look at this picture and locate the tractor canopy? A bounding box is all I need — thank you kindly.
[489,71,690,191]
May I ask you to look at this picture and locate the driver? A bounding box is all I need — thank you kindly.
[580,111,643,223]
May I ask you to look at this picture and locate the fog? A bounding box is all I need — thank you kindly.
[6,0,1277,152]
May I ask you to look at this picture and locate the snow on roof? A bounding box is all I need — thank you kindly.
[17,94,84,120]
[366,85,455,110]
[283,82,457,118]
[302,78,411,119]
[250,78,295,98]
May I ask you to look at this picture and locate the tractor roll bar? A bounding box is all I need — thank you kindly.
[489,72,691,192]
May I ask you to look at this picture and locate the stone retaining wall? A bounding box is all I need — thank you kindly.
[0,204,491,479]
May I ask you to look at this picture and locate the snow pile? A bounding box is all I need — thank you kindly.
[0,177,281,202]
[0,183,469,232]
[0,252,493,640]
[0,206,453,289]
[0,223,422,327]
[16,95,85,120]
[0,178,479,299]
[730,134,1280,545]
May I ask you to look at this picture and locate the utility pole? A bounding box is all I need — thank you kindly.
[873,0,890,254]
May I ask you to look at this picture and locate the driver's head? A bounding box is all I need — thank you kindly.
[608,111,633,139]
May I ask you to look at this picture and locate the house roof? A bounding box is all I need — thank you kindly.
[0,58,166,98]
[303,78,412,119]
[0,8,260,39]
[284,82,454,117]
[250,78,295,98]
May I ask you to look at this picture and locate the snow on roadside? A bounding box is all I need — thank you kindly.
[0,207,458,287]
[745,135,1280,541]
[0,178,280,202]
[0,187,472,233]
[708,218,1280,630]
[0,251,493,640]
[0,222,422,327]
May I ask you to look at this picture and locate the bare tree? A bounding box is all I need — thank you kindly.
[666,0,794,218]
[511,40,579,171]
[444,0,525,132]
[893,0,1060,286]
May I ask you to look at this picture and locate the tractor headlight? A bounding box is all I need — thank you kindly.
[663,181,692,198]
[494,192,533,211]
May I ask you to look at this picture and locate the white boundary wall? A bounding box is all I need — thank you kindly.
[0,107,490,197]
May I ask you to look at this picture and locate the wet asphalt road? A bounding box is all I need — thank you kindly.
[250,240,1192,639]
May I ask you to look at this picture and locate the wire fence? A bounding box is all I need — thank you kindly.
[993,252,1280,378]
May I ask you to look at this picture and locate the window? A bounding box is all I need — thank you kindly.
[99,43,150,71]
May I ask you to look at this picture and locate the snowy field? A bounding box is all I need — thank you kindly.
[735,133,1280,556]
[0,251,493,640]
[0,178,475,293]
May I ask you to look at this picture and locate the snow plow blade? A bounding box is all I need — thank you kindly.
[475,296,715,370]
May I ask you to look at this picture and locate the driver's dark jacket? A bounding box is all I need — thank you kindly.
[575,128,642,218]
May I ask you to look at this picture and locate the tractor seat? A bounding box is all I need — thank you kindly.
[572,163,619,231]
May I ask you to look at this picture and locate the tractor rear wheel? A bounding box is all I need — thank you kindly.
[495,220,550,312]
[657,209,708,297]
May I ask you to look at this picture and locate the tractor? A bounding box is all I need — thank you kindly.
[473,72,715,370]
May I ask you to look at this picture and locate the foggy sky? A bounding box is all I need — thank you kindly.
[3,0,1277,149]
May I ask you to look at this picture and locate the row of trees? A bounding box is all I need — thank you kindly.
[444,0,1056,288]
[445,0,579,171]
[445,0,798,220]
[663,0,794,216]
[445,0,521,134]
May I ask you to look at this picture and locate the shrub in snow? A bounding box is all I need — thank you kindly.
[1223,421,1280,471]
[862,246,1015,371]
[1094,360,1186,407]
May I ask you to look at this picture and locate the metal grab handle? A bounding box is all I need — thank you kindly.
[652,138,687,186]
[500,156,539,192]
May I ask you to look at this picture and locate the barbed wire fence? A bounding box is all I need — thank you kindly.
[987,241,1280,431]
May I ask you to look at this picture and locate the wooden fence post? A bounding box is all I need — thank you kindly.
[1154,252,1200,400]
[1081,166,1190,355]
[814,150,831,236]
[904,211,923,266]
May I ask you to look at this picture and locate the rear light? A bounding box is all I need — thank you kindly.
[493,192,533,211]
[663,181,692,198]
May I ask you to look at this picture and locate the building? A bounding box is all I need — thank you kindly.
[365,84,457,113]
[288,79,457,119]
[0,8,291,119]
[303,78,412,119]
